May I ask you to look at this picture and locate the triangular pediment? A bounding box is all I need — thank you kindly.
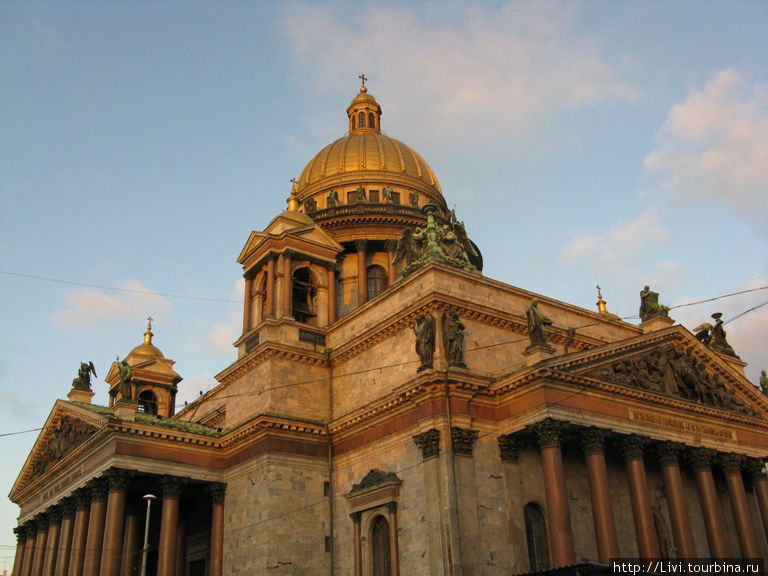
[549,326,768,419]
[10,400,109,499]
[238,214,343,269]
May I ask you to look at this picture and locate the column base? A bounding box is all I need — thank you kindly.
[640,315,674,333]
[68,388,95,404]
[523,344,556,365]
[114,400,138,421]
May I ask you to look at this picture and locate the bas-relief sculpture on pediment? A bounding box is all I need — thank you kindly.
[582,344,759,417]
[31,416,99,478]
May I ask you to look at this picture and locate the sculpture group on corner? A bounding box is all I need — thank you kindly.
[694,312,738,358]
[412,311,467,372]
[393,204,482,280]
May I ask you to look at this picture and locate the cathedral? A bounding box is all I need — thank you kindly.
[9,82,768,576]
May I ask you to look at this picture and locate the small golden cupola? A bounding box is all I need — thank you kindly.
[106,317,182,417]
[347,74,382,133]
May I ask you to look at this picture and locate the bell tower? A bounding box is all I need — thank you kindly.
[105,318,182,417]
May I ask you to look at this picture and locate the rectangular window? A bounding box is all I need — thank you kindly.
[369,189,380,202]
[391,191,401,204]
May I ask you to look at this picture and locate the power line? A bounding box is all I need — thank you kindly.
[0,270,239,303]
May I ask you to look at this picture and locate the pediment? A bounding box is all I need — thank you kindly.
[238,218,343,268]
[10,401,108,498]
[105,357,181,388]
[552,327,768,419]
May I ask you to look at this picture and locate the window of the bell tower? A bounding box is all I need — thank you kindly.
[137,390,158,415]
[358,111,366,128]
[369,112,375,129]
[292,267,316,324]
[367,265,387,300]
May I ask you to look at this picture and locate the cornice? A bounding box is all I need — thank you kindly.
[221,413,328,454]
[216,341,329,385]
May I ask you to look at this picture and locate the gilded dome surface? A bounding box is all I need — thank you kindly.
[294,85,442,200]
[295,132,441,197]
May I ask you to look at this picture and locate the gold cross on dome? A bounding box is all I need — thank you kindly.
[596,285,602,299]
[146,315,154,331]
[359,73,368,89]
[290,177,299,192]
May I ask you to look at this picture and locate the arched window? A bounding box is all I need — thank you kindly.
[369,112,375,130]
[351,115,356,130]
[358,111,366,128]
[292,267,316,324]
[524,503,549,572]
[137,390,158,415]
[367,265,387,300]
[371,515,391,576]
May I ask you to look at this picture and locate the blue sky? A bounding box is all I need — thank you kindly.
[1,0,767,561]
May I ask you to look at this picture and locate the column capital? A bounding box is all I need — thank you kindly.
[60,496,77,518]
[451,427,479,456]
[355,240,368,252]
[161,475,188,498]
[282,249,294,259]
[413,429,440,461]
[350,512,362,523]
[105,468,132,491]
[581,427,608,455]
[208,482,227,505]
[657,442,682,467]
[719,453,745,475]
[13,525,27,543]
[384,239,398,252]
[744,458,768,484]
[34,513,50,530]
[689,447,716,471]
[89,477,109,500]
[621,434,647,462]
[498,434,520,462]
[73,487,91,509]
[530,418,564,448]
[23,520,38,538]
[47,505,63,525]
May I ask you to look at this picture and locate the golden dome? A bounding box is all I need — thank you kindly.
[294,86,442,201]
[128,319,164,359]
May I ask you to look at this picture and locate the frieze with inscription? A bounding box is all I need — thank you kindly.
[585,345,756,416]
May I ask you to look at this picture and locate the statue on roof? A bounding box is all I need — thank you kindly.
[117,356,133,401]
[382,187,394,203]
[392,204,482,280]
[695,312,738,358]
[760,370,768,395]
[72,361,97,392]
[526,298,553,349]
[327,190,339,208]
[639,285,670,322]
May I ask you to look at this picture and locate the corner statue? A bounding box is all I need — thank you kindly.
[694,313,738,358]
[412,314,435,372]
[639,285,670,322]
[442,312,466,368]
[72,361,97,391]
[526,298,552,349]
[116,357,133,401]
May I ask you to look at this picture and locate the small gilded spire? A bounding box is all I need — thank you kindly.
[596,285,608,315]
[144,315,154,345]
[359,73,368,93]
[287,178,299,211]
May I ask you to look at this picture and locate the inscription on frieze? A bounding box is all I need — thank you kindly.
[630,409,735,440]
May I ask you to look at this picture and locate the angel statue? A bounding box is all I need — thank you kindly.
[694,312,738,358]
[72,361,97,391]
[117,356,133,401]
[760,370,768,396]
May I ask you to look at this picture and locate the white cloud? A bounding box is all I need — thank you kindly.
[561,208,669,265]
[53,279,171,328]
[644,69,768,235]
[278,2,635,142]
